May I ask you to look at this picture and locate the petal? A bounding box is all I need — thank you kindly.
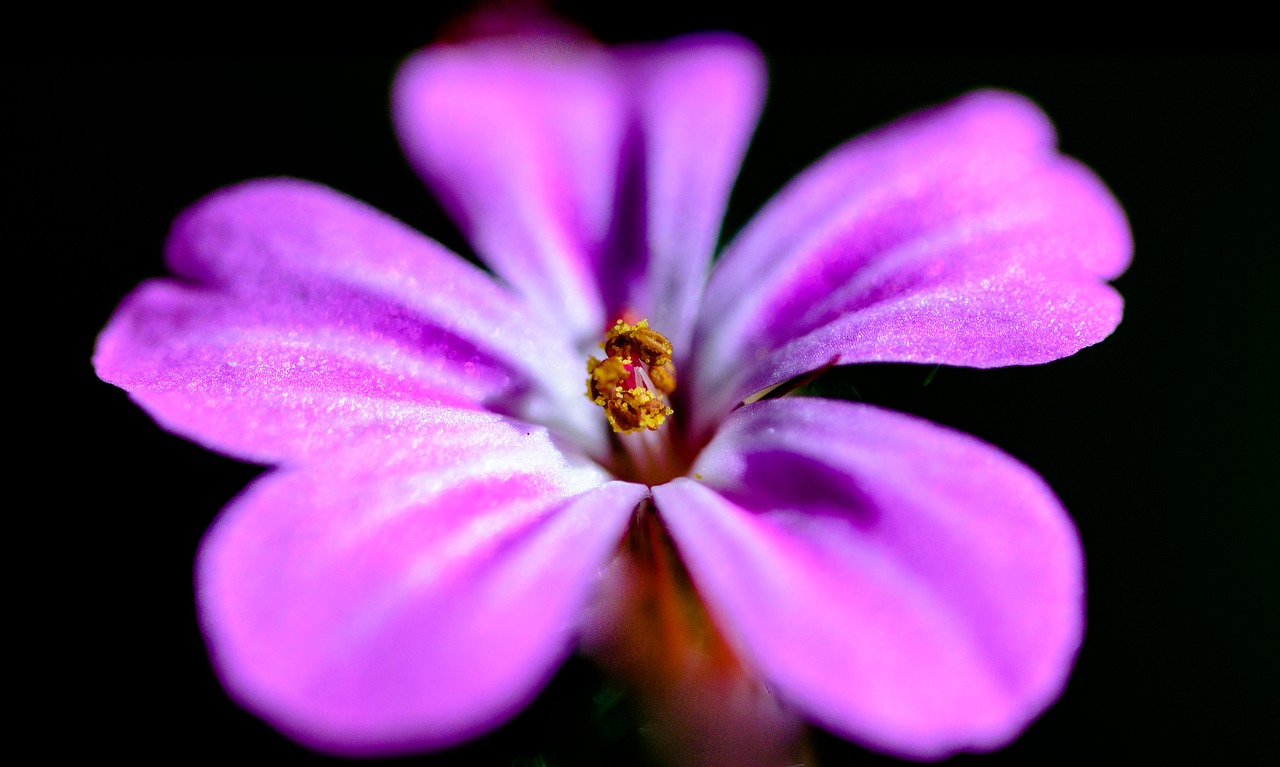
[393,31,622,342]
[617,34,765,353]
[94,179,604,464]
[393,31,764,351]
[652,398,1083,759]
[198,416,647,755]
[691,91,1131,431]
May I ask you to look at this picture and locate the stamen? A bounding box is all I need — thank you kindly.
[587,319,676,434]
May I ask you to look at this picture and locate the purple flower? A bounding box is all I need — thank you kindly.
[94,23,1129,763]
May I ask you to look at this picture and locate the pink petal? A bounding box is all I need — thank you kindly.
[198,416,646,755]
[393,31,764,349]
[691,91,1131,431]
[393,32,618,342]
[94,179,604,464]
[617,34,765,352]
[652,398,1083,759]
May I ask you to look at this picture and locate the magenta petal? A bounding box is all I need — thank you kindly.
[691,91,1131,428]
[652,398,1083,759]
[198,418,646,755]
[618,34,765,351]
[94,179,603,463]
[394,32,765,349]
[393,32,623,341]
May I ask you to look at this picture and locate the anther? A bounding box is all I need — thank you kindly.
[587,319,676,433]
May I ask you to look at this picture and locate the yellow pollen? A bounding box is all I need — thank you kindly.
[586,319,676,433]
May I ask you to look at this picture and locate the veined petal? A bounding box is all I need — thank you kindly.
[94,179,604,463]
[198,417,647,756]
[616,34,765,353]
[653,398,1083,759]
[691,91,1131,431]
[394,31,622,343]
[393,31,764,352]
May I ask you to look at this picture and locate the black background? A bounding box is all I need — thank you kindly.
[31,2,1277,764]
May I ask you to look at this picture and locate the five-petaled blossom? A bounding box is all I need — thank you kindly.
[94,22,1129,765]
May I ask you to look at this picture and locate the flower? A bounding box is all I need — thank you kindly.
[93,21,1129,764]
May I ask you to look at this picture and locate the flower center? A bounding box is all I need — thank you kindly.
[586,319,676,434]
[586,318,689,486]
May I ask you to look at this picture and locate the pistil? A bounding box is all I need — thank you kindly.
[587,319,683,485]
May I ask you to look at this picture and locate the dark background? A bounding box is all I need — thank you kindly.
[31,3,1276,764]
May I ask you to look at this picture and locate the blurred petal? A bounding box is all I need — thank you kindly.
[691,91,1131,431]
[94,179,603,463]
[394,32,764,350]
[198,417,646,755]
[394,31,623,341]
[653,398,1083,759]
[616,34,765,352]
